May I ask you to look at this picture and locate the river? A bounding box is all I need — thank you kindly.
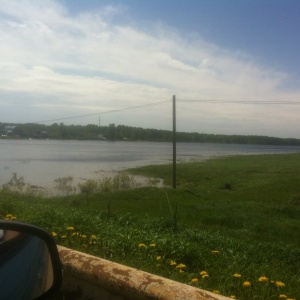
[1,139,299,194]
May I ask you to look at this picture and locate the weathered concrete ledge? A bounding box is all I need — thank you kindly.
[58,246,230,300]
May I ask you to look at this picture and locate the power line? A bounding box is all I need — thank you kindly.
[177,99,300,105]
[30,97,300,125]
[33,99,170,124]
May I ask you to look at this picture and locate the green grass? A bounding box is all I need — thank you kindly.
[1,153,300,299]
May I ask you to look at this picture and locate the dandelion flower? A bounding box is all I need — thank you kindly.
[10,216,17,220]
[202,274,209,279]
[175,263,186,269]
[90,235,97,240]
[276,281,285,288]
[234,273,242,278]
[170,260,177,266]
[6,214,13,219]
[229,296,236,299]
[149,243,156,247]
[138,243,146,248]
[51,232,57,237]
[258,276,268,283]
[279,295,287,299]
[61,235,67,239]
[213,290,220,294]
[81,235,87,239]
[242,281,251,288]
[156,256,161,261]
[200,271,208,276]
[67,226,75,231]
[211,250,220,254]
[179,269,184,273]
[191,278,198,283]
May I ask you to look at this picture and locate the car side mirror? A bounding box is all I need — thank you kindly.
[0,221,62,300]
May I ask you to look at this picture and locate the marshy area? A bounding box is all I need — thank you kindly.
[1,153,300,299]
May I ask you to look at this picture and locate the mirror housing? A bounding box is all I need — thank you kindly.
[0,220,62,300]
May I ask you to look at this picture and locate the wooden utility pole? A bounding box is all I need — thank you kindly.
[173,95,176,189]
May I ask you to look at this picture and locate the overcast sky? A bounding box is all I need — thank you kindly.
[0,0,300,138]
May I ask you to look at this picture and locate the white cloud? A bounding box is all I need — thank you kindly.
[0,0,299,138]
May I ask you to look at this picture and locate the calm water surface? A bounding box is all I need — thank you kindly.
[1,139,299,192]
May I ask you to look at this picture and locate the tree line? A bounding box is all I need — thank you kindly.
[1,122,300,146]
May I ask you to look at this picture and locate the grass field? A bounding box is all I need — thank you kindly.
[1,153,299,299]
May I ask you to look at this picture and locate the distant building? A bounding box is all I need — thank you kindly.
[98,135,106,140]
[3,126,17,135]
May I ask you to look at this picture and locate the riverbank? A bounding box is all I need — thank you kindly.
[1,153,299,299]
[2,122,300,145]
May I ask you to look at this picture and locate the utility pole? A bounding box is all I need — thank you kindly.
[173,95,176,189]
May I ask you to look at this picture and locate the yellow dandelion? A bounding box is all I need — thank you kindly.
[229,296,236,299]
[242,281,251,288]
[279,295,287,299]
[81,234,87,239]
[10,216,17,220]
[138,243,146,248]
[276,281,285,288]
[61,235,67,239]
[6,214,13,218]
[200,271,208,276]
[202,274,209,279]
[149,243,156,247]
[175,263,186,269]
[191,278,198,283]
[211,250,220,254]
[179,269,184,273]
[258,276,268,283]
[51,232,57,237]
[67,226,75,231]
[170,260,177,266]
[286,298,296,300]
[156,256,162,261]
[90,235,97,240]
[213,290,220,294]
[234,273,242,278]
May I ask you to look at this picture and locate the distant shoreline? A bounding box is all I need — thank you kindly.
[1,122,300,146]
[1,136,300,147]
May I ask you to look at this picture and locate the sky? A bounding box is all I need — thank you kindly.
[0,0,300,138]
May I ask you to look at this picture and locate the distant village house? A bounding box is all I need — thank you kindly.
[2,125,17,136]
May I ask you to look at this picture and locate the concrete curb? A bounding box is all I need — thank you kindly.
[58,246,231,300]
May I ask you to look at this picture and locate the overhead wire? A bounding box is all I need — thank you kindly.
[177,99,300,105]
[31,97,300,124]
[33,99,170,124]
